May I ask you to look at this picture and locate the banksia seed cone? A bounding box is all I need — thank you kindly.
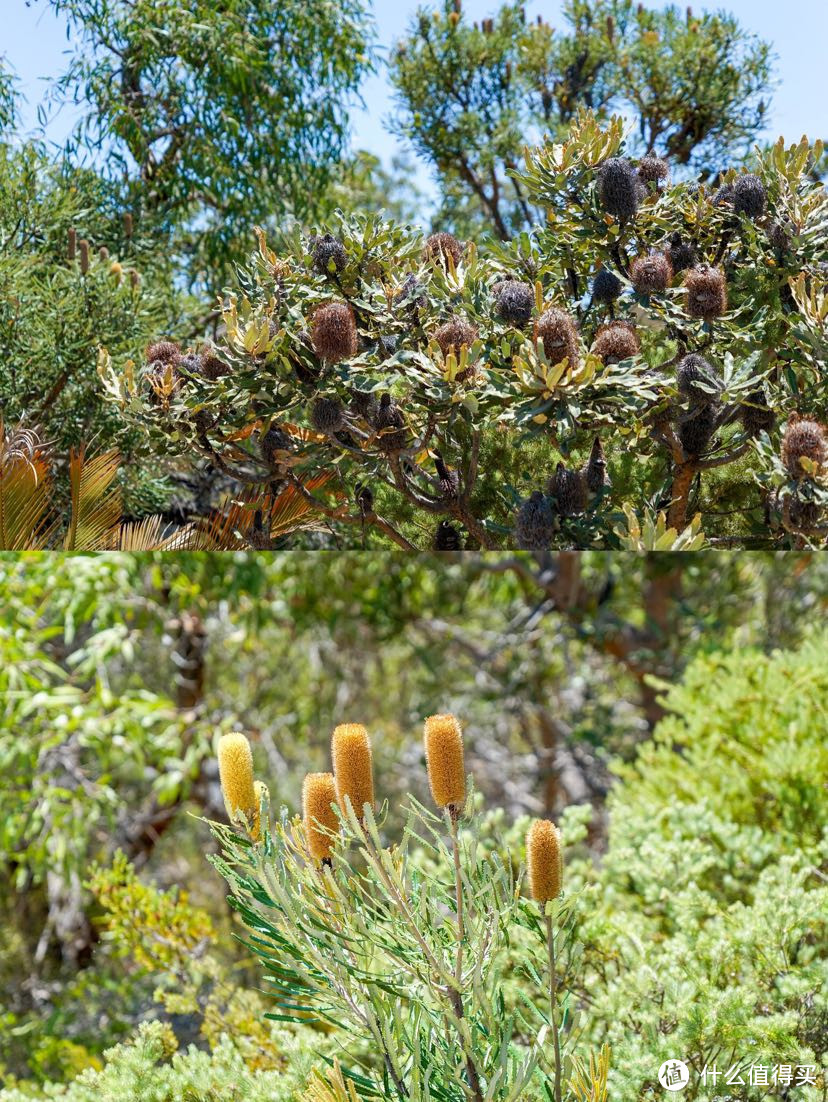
[677,404,717,456]
[493,279,534,326]
[591,320,640,364]
[781,416,828,479]
[591,268,623,304]
[535,308,579,369]
[123,212,134,238]
[311,302,358,363]
[355,482,374,514]
[638,154,669,184]
[424,232,463,269]
[260,425,293,467]
[434,318,479,358]
[597,157,641,220]
[218,732,257,828]
[732,174,766,219]
[395,273,427,314]
[200,351,230,380]
[79,238,90,275]
[548,463,588,516]
[331,724,375,819]
[351,388,379,422]
[526,819,562,903]
[146,340,181,365]
[423,714,466,811]
[684,265,727,320]
[435,452,460,498]
[68,227,77,260]
[631,253,672,295]
[666,234,697,274]
[677,354,720,405]
[311,396,345,434]
[741,388,775,437]
[374,393,408,452]
[303,772,340,860]
[434,520,462,550]
[584,436,608,494]
[514,491,555,551]
[312,233,347,275]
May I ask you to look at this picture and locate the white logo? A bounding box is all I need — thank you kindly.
[658,1060,691,1091]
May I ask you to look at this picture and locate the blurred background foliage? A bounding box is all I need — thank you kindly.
[1,550,828,1094]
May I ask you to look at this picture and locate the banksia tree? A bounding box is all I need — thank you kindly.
[331,723,374,820]
[102,114,828,549]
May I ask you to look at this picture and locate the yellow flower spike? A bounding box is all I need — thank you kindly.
[217,732,257,832]
[302,772,340,861]
[526,818,563,903]
[331,724,374,820]
[423,713,466,813]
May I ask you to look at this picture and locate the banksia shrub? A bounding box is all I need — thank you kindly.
[732,173,767,219]
[311,302,357,363]
[424,231,463,268]
[331,723,374,819]
[302,772,340,861]
[217,732,257,829]
[434,318,479,358]
[526,818,563,903]
[535,307,580,368]
[781,416,828,479]
[493,279,534,326]
[514,491,555,550]
[591,268,623,304]
[591,320,639,363]
[631,253,672,294]
[423,713,466,812]
[684,265,728,320]
[597,156,641,220]
[312,232,347,275]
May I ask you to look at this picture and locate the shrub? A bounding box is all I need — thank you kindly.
[101,115,828,549]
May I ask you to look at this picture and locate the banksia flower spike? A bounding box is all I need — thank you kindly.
[526,818,563,903]
[631,252,672,295]
[312,232,347,275]
[434,318,479,358]
[311,396,345,434]
[302,772,340,861]
[535,308,580,369]
[591,268,623,304]
[251,780,269,842]
[732,173,767,219]
[424,232,463,269]
[666,233,697,274]
[638,153,669,185]
[423,713,466,815]
[146,340,181,366]
[514,491,555,550]
[311,302,358,363]
[79,238,90,275]
[591,320,640,364]
[597,157,641,220]
[331,724,375,820]
[493,278,534,326]
[217,732,257,832]
[781,416,828,479]
[684,265,727,320]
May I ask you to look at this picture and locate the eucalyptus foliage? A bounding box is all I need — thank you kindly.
[102,114,828,549]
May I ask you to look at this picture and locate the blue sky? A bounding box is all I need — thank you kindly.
[4,0,826,202]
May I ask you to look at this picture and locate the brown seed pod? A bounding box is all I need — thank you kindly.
[684,265,728,320]
[302,772,340,861]
[424,232,463,269]
[311,302,358,363]
[526,818,562,903]
[423,714,466,811]
[638,154,669,184]
[434,318,479,358]
[534,308,580,369]
[781,415,828,479]
[513,491,555,551]
[373,393,408,452]
[331,724,375,820]
[434,520,462,550]
[145,340,181,365]
[631,253,673,295]
[591,320,640,364]
[548,463,588,516]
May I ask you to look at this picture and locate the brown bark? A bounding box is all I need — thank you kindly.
[667,461,697,531]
